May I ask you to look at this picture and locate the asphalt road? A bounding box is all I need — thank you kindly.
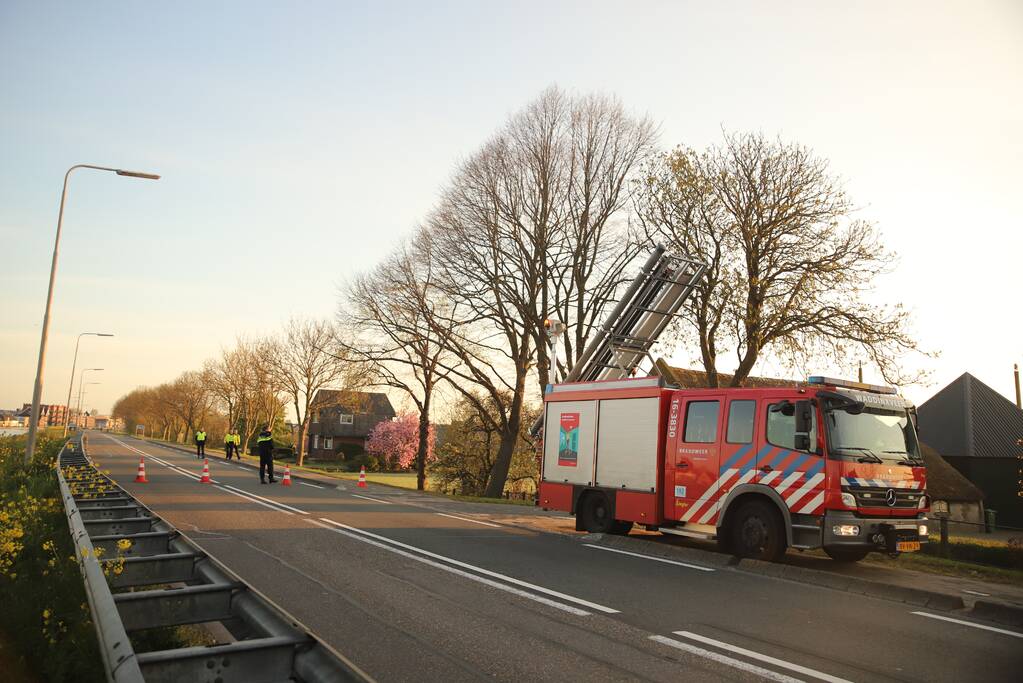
[88,432,1021,683]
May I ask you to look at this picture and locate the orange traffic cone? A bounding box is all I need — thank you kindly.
[357,466,367,488]
[199,459,211,484]
[282,465,292,486]
[134,457,148,483]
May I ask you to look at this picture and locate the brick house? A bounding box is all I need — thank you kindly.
[304,390,396,459]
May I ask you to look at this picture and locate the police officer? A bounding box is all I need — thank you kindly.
[224,430,235,460]
[257,427,275,484]
[195,428,207,459]
[231,431,241,459]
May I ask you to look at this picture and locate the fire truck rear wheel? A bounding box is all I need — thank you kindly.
[730,500,786,562]
[824,547,869,562]
[579,492,615,534]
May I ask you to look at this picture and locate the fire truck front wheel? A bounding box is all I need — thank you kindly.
[729,500,787,562]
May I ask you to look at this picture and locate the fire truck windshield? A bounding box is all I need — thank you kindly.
[825,407,922,464]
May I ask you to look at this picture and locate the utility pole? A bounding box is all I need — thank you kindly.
[1014,363,1021,410]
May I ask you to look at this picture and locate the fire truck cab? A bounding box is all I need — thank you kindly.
[538,375,929,562]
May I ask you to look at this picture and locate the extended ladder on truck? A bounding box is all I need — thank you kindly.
[533,245,705,435]
[563,244,705,383]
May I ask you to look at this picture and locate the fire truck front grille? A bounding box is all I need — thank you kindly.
[848,487,923,509]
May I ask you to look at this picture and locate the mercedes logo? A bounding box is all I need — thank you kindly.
[885,488,897,507]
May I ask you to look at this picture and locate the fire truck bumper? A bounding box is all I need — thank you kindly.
[822,511,929,553]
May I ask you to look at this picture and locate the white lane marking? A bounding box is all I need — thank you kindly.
[351,493,391,504]
[674,631,854,683]
[649,635,801,683]
[435,512,501,528]
[316,517,619,614]
[220,484,307,515]
[108,440,299,517]
[962,590,990,597]
[299,482,324,489]
[582,544,714,572]
[911,611,1023,639]
[216,485,295,516]
[304,518,589,616]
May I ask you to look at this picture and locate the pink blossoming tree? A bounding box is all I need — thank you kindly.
[366,412,435,471]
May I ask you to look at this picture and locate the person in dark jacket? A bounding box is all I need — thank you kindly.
[256,427,275,484]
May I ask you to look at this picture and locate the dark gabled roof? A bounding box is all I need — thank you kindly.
[655,359,801,389]
[917,373,1023,459]
[919,442,984,502]
[311,390,396,418]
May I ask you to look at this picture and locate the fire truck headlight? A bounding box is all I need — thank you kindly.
[832,525,860,537]
[840,492,856,508]
[917,495,928,509]
[919,524,928,537]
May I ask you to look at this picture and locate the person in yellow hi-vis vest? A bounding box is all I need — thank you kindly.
[224,431,235,460]
[195,428,207,459]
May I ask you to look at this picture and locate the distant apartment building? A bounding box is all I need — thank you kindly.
[16,403,68,427]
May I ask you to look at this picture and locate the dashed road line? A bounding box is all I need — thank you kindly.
[583,544,715,572]
[220,484,308,514]
[315,517,619,614]
[215,485,295,515]
[911,611,1023,639]
[305,518,591,616]
[435,512,501,528]
[351,493,391,504]
[672,631,853,682]
[300,482,324,489]
[649,635,801,683]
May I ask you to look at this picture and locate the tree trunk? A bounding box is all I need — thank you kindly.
[483,371,526,498]
[297,419,308,467]
[416,391,431,491]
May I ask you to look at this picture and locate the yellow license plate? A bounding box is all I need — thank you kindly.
[897,541,921,552]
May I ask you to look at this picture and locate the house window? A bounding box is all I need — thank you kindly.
[312,411,320,423]
[324,436,333,450]
[339,413,353,425]
[312,434,320,449]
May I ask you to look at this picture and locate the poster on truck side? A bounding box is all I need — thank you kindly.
[558,412,580,466]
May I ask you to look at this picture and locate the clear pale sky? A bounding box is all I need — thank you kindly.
[1,1,1021,415]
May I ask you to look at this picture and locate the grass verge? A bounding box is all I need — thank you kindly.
[1,434,209,681]
[861,550,1023,585]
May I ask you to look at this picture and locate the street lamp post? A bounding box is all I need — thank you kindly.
[63,332,114,437]
[77,382,101,429]
[25,164,159,464]
[74,369,103,430]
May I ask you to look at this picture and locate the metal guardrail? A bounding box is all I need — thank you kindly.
[57,436,373,683]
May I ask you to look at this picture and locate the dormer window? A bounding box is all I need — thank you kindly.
[340,413,353,425]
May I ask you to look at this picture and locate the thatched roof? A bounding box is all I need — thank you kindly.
[655,359,801,389]
[920,441,984,502]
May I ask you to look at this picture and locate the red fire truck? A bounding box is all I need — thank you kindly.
[537,374,929,562]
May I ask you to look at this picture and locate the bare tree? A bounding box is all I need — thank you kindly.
[417,87,659,497]
[160,371,212,443]
[341,243,451,490]
[262,318,361,467]
[637,131,926,387]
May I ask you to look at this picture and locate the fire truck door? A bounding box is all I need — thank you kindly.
[670,395,725,524]
[760,399,827,517]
